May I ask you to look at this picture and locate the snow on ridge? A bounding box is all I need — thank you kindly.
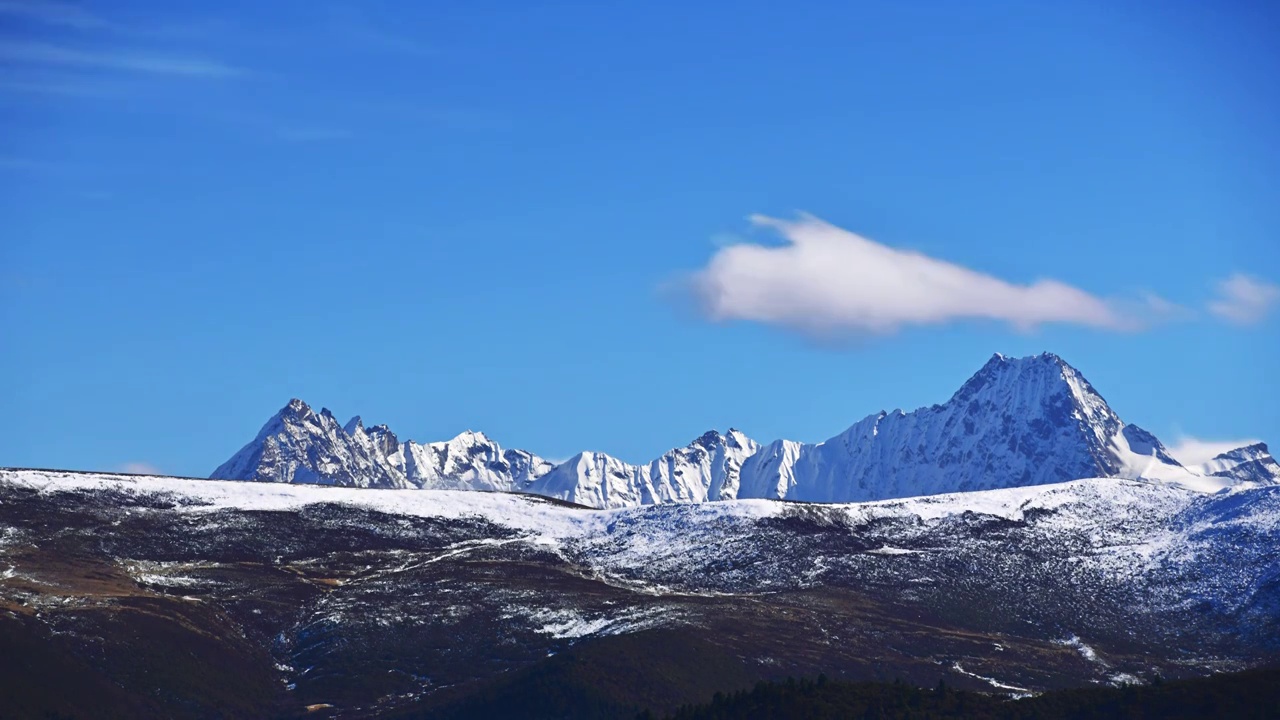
[2,469,791,541]
[839,476,1197,524]
[2,469,603,542]
[1,468,1205,530]
[6,468,1275,601]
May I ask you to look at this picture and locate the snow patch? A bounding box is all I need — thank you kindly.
[866,546,920,555]
[951,662,1032,696]
[1056,634,1107,667]
[522,607,667,639]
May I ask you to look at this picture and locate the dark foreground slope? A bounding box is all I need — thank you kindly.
[5,623,1275,720]
[659,667,1280,720]
[1,469,1277,718]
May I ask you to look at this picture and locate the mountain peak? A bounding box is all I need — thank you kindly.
[693,429,725,449]
[448,430,492,446]
[1215,442,1270,459]
[1197,442,1280,484]
[281,397,313,418]
[953,352,1088,407]
[725,428,754,449]
[981,350,1067,370]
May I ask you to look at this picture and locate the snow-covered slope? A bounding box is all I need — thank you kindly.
[211,353,1272,508]
[7,467,1278,609]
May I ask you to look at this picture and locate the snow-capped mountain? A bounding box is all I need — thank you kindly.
[736,352,1194,502]
[212,399,409,488]
[211,399,554,492]
[531,429,759,509]
[1193,442,1280,485]
[212,353,1275,507]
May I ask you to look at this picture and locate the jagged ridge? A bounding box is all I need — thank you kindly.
[211,353,1277,508]
[212,402,552,492]
[1195,443,1280,485]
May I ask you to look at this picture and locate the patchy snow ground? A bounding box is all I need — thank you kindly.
[518,606,671,639]
[0,468,1203,534]
[1,467,1277,700]
[4,468,1277,602]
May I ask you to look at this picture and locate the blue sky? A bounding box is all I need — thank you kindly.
[1,0,1277,475]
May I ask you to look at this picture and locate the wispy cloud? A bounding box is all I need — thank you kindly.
[323,4,434,56]
[1167,436,1261,467]
[0,156,77,173]
[344,24,432,56]
[0,156,52,171]
[0,75,126,97]
[119,461,161,475]
[0,0,112,31]
[0,39,244,77]
[682,214,1154,336]
[1208,274,1280,326]
[0,1,228,41]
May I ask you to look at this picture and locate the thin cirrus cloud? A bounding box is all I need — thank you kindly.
[1208,274,1280,326]
[322,4,434,57]
[683,214,1154,336]
[0,39,244,77]
[0,0,112,30]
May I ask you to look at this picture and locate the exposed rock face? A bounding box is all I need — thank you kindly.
[1196,442,1280,484]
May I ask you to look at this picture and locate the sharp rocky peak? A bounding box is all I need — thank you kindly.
[273,397,315,423]
[954,352,1084,400]
[213,400,549,492]
[692,429,726,449]
[445,430,493,445]
[1213,442,1271,460]
[284,397,311,412]
[1199,442,1280,484]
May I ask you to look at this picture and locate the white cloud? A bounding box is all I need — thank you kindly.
[685,215,1146,335]
[1208,274,1280,326]
[1167,437,1261,467]
[119,461,161,475]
